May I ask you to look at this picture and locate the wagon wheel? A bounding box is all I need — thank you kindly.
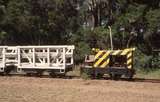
[58,73,66,78]
[4,66,15,76]
[26,73,32,76]
[0,72,4,76]
[49,71,57,78]
[36,70,44,77]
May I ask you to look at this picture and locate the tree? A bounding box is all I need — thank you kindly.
[0,0,80,45]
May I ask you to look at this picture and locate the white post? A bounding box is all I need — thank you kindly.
[47,48,50,66]
[42,49,45,63]
[71,49,74,65]
[56,49,59,64]
[108,26,113,50]
[63,48,66,69]
[17,47,21,67]
[32,48,35,67]
[2,48,5,69]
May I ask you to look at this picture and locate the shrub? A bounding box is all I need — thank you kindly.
[134,49,152,72]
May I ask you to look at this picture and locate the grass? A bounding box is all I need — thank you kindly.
[136,69,160,79]
[67,65,92,79]
[66,65,81,77]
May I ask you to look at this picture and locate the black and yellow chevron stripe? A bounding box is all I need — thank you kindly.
[93,48,135,69]
[93,50,111,68]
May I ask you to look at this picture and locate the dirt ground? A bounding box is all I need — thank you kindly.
[0,76,160,102]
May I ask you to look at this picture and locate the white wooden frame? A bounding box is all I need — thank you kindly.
[0,45,75,72]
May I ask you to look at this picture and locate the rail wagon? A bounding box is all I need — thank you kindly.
[0,45,75,76]
[81,48,135,79]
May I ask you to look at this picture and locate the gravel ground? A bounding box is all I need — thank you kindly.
[0,76,160,102]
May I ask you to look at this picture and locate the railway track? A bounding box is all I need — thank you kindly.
[130,78,160,83]
[1,73,160,83]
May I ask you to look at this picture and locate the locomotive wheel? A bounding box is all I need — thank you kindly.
[109,73,122,80]
[126,69,135,80]
[127,73,134,80]
[114,74,122,80]
[96,73,104,79]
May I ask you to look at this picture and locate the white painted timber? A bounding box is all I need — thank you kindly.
[0,45,75,72]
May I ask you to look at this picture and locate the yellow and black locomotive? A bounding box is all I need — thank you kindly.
[81,48,135,79]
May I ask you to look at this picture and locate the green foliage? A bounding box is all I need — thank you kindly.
[115,4,145,25]
[0,0,159,69]
[71,26,112,62]
[136,69,160,79]
[0,0,80,45]
[87,27,110,49]
[0,31,7,38]
[125,4,146,23]
[80,68,93,80]
[152,54,160,68]
[81,72,91,80]
[134,49,152,71]
[145,8,160,31]
[74,41,90,63]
